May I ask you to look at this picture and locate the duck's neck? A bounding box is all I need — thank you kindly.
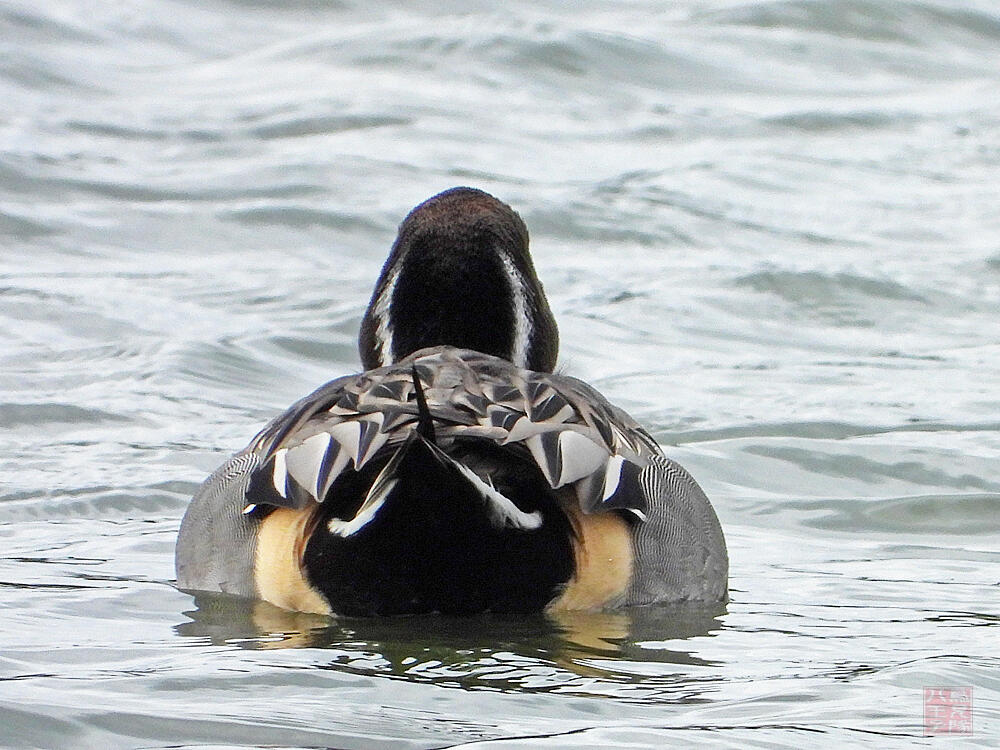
[359,188,558,372]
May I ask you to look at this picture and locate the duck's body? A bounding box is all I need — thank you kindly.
[176,187,727,615]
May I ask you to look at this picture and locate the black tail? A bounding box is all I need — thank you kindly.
[411,365,436,443]
[304,434,575,615]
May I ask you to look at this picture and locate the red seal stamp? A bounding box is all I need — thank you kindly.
[924,686,973,736]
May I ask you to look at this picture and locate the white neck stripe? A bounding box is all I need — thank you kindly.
[499,252,531,368]
[371,266,399,366]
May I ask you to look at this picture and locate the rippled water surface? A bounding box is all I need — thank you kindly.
[2,1,999,747]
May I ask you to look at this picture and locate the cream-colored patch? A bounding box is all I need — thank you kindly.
[254,507,332,615]
[547,508,633,612]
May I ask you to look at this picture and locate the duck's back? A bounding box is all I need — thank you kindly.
[176,347,727,614]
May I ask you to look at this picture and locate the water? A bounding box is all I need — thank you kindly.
[2,0,998,746]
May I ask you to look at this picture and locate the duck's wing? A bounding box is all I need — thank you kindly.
[244,347,662,523]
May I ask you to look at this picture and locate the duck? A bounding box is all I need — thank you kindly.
[175,187,728,616]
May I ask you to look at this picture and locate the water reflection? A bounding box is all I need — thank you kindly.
[176,592,726,695]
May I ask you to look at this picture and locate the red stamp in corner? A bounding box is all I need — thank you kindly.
[924,686,973,736]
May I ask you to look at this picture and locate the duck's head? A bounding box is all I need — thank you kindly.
[359,187,559,372]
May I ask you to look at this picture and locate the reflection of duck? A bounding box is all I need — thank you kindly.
[177,591,726,685]
[175,187,728,616]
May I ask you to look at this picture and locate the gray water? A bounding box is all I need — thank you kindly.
[2,1,998,747]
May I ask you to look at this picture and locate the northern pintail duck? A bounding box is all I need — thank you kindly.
[176,187,728,615]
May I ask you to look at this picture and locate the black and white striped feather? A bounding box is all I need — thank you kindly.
[243,346,661,521]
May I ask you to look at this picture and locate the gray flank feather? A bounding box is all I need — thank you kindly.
[627,454,728,604]
[175,452,261,597]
